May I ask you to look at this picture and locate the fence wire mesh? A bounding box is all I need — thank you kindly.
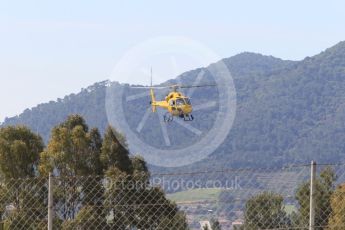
[2,164,345,229]
[0,177,48,229]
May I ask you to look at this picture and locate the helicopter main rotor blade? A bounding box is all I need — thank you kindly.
[193,101,218,111]
[187,70,205,96]
[130,83,216,90]
[157,111,171,146]
[179,84,217,89]
[130,86,169,89]
[174,119,203,136]
[136,107,151,133]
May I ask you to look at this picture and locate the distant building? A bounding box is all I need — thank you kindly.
[218,218,232,229]
[199,220,212,229]
[232,219,243,229]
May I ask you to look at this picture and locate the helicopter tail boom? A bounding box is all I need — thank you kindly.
[150,88,157,112]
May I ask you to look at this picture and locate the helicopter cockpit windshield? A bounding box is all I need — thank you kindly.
[175,98,191,106]
[176,98,185,106]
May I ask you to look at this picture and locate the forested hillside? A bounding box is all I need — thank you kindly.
[3,41,345,170]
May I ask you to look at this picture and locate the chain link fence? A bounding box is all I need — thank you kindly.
[1,162,345,229]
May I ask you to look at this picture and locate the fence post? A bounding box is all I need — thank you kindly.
[309,161,316,230]
[48,173,53,230]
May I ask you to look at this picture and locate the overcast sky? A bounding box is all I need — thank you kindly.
[1,0,345,121]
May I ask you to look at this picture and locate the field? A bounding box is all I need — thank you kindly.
[167,188,222,203]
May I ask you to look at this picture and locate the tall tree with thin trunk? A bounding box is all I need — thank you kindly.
[100,126,132,174]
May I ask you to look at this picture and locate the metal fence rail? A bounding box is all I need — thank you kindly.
[2,162,345,229]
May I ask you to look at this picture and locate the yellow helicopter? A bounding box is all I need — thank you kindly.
[132,79,216,122]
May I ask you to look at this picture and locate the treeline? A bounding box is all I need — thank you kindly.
[0,114,188,229]
[240,167,345,229]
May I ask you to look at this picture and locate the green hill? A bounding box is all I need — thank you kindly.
[3,41,345,170]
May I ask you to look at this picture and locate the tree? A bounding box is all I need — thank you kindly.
[100,126,132,174]
[38,115,105,222]
[157,211,188,230]
[61,205,108,230]
[295,166,336,228]
[60,114,89,133]
[0,126,44,179]
[39,115,104,177]
[131,155,150,183]
[0,126,46,229]
[2,177,48,230]
[104,159,188,229]
[211,218,222,230]
[328,184,345,229]
[37,115,188,229]
[203,225,210,230]
[100,127,188,229]
[88,128,103,175]
[244,192,287,229]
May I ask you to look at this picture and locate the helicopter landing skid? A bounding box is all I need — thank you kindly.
[164,112,174,122]
[183,114,194,121]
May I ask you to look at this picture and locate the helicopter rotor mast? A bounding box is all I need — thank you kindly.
[150,67,153,88]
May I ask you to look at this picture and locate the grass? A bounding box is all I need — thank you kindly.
[284,204,297,215]
[166,188,223,203]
